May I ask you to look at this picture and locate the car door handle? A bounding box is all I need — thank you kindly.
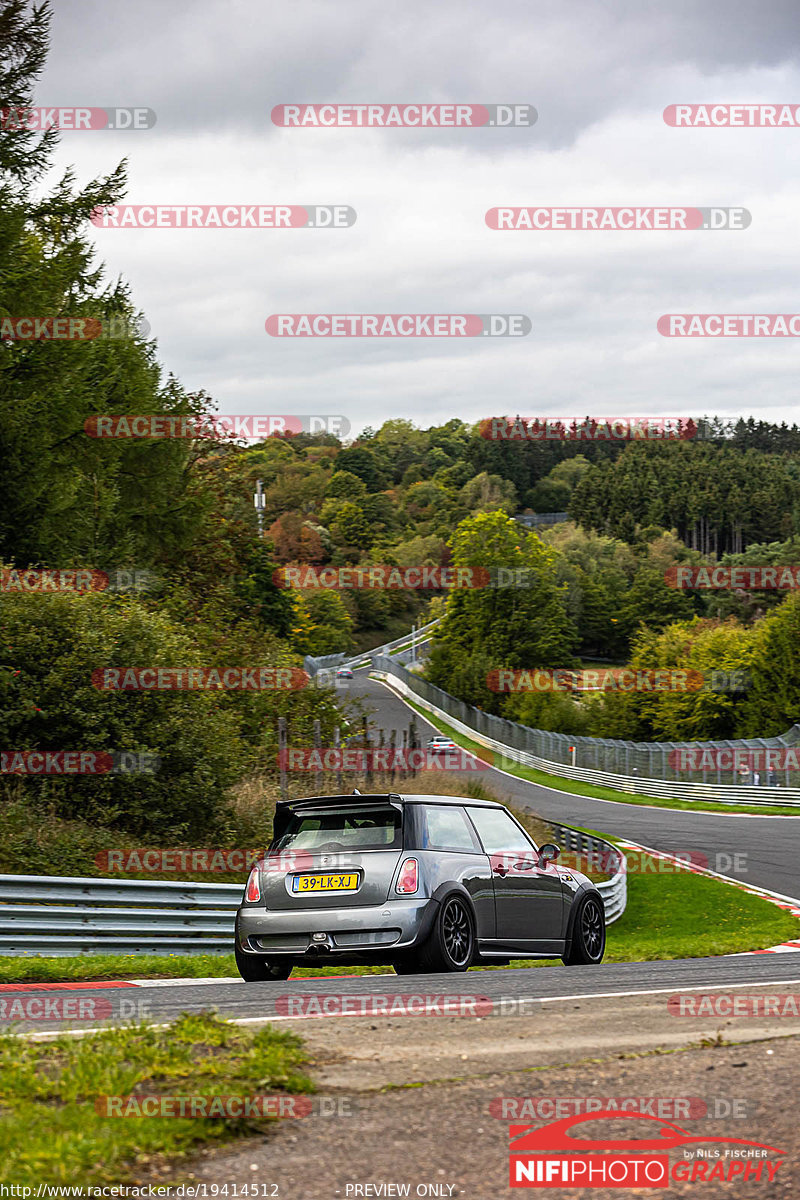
[493,864,508,876]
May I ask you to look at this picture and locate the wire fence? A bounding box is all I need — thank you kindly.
[514,512,570,528]
[371,655,800,802]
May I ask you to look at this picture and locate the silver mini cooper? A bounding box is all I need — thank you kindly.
[235,791,605,979]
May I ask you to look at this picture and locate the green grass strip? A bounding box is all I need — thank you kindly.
[0,1013,313,1186]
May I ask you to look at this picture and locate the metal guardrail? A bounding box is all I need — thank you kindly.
[346,619,440,669]
[371,657,800,807]
[0,875,241,956]
[306,620,441,676]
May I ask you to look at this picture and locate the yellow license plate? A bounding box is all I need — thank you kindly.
[293,872,359,893]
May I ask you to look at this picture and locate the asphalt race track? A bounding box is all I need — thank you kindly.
[3,958,800,1037]
[351,668,800,903]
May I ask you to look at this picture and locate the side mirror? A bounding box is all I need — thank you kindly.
[539,843,560,866]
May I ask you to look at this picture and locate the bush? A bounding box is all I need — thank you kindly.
[0,591,242,839]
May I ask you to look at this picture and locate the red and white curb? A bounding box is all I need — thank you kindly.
[0,973,390,993]
[615,838,800,953]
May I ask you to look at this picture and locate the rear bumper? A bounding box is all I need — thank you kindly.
[237,897,436,959]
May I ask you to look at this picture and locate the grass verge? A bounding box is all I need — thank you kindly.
[0,1012,313,1186]
[391,688,800,817]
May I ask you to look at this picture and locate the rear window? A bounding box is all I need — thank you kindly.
[272,806,402,852]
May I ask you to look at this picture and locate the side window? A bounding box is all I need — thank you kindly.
[419,805,481,853]
[466,807,535,855]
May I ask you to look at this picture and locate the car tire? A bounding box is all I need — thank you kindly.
[235,943,293,981]
[562,893,605,965]
[395,894,475,974]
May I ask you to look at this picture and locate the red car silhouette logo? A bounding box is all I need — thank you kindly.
[510,1111,784,1156]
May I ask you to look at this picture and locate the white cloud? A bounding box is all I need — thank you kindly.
[36,0,800,434]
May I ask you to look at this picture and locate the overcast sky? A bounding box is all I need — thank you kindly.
[37,0,800,436]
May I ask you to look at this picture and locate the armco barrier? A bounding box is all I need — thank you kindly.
[371,657,800,807]
[0,815,625,952]
[0,875,241,956]
[306,619,441,676]
[550,825,626,925]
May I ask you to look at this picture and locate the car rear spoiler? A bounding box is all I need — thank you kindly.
[272,793,404,843]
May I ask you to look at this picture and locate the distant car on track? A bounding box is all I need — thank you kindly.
[235,791,605,980]
[426,735,457,754]
[335,666,353,680]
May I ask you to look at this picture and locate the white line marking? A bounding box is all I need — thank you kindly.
[119,977,244,988]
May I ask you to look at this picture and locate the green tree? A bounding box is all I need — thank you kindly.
[330,501,371,548]
[0,590,242,838]
[737,594,800,737]
[0,0,208,569]
[326,470,367,500]
[290,590,354,655]
[426,512,578,708]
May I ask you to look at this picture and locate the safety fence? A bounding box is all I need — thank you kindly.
[303,651,346,675]
[305,619,441,678]
[371,656,800,806]
[514,512,570,528]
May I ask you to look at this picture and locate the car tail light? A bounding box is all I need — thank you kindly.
[396,858,419,894]
[245,866,261,902]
